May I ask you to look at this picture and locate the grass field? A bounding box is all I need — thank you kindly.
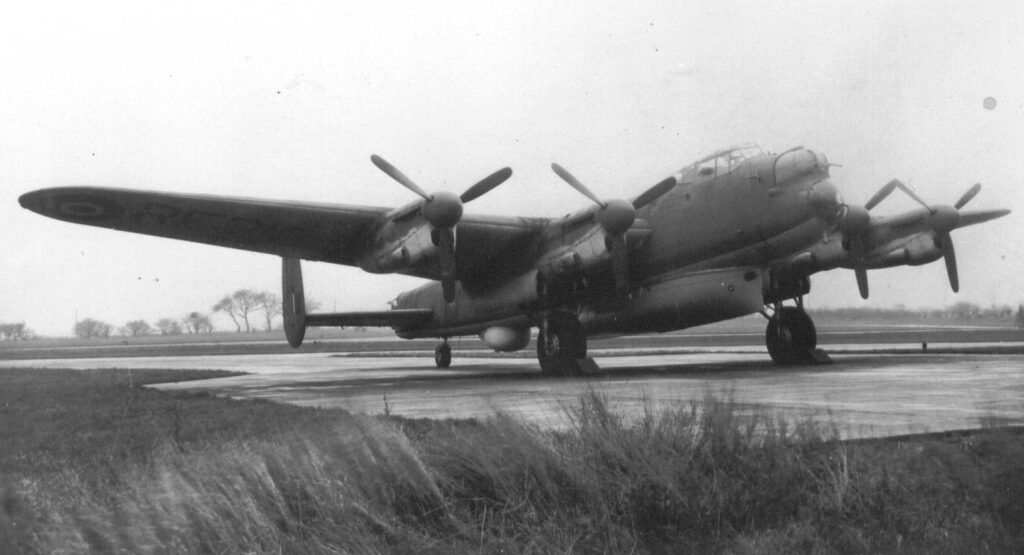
[2,367,1023,553]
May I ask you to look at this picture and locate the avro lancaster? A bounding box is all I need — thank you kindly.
[19,144,1010,374]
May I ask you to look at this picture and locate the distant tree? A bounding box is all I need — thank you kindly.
[213,289,261,333]
[948,301,982,321]
[123,320,152,337]
[75,318,112,339]
[155,318,183,336]
[0,322,31,341]
[182,312,214,334]
[988,304,1014,320]
[255,292,282,331]
[1017,304,1024,330]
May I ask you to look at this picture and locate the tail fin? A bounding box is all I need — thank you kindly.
[282,257,306,347]
[281,257,433,349]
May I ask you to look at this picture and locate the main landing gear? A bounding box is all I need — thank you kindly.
[537,312,593,376]
[434,339,452,368]
[764,301,830,365]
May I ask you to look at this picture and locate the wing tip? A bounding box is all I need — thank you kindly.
[18,189,51,214]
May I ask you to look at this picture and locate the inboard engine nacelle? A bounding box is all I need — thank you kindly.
[358,224,438,274]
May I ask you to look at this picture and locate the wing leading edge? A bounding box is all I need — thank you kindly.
[19,186,388,265]
[19,186,548,283]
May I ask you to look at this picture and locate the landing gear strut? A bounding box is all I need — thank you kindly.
[765,305,821,365]
[434,340,452,368]
[537,313,588,376]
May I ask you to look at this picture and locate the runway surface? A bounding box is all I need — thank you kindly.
[4,347,1023,438]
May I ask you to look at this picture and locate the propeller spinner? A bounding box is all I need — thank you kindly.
[551,163,676,298]
[371,155,512,302]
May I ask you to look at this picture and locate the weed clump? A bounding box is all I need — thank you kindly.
[414,392,848,552]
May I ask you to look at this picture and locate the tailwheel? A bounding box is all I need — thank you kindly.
[537,313,587,376]
[766,306,818,365]
[434,341,452,368]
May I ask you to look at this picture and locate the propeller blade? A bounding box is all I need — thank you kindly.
[954,183,981,210]
[891,179,932,212]
[865,180,899,211]
[371,155,431,200]
[855,267,869,300]
[437,227,456,302]
[850,232,869,299]
[938,232,959,293]
[608,233,630,298]
[460,167,513,204]
[551,163,605,207]
[632,176,677,210]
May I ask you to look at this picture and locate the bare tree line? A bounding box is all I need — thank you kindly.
[0,322,33,341]
[212,290,283,333]
[811,302,1024,324]
[63,289,292,340]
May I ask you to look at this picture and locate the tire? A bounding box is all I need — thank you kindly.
[766,307,817,365]
[537,315,587,376]
[434,343,452,368]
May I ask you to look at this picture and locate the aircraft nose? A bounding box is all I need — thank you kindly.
[809,179,843,221]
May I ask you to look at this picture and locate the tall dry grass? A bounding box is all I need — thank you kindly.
[3,374,1022,554]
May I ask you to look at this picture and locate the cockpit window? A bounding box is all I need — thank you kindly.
[678,144,764,182]
[697,158,715,177]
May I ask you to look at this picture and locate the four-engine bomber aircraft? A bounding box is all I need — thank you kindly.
[20,144,1010,374]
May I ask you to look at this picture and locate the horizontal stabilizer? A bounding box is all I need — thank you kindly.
[305,309,433,328]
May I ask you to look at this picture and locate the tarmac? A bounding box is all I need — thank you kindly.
[4,346,1022,439]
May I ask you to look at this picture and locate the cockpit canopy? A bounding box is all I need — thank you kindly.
[676,143,765,184]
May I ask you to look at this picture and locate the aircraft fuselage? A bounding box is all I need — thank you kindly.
[392,145,838,340]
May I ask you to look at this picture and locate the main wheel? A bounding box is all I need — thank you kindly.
[434,343,452,368]
[537,314,587,376]
[766,307,817,365]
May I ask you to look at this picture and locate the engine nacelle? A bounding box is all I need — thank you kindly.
[539,231,607,279]
[358,224,437,274]
[479,326,531,352]
[878,234,943,268]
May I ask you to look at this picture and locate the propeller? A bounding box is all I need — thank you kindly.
[840,182,892,299]
[551,163,676,297]
[845,179,984,298]
[371,155,513,302]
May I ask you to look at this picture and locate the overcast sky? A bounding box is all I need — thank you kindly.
[2,0,1021,336]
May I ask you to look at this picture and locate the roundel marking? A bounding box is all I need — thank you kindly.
[54,195,123,222]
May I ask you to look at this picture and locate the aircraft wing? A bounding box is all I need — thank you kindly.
[19,186,389,265]
[19,186,547,283]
